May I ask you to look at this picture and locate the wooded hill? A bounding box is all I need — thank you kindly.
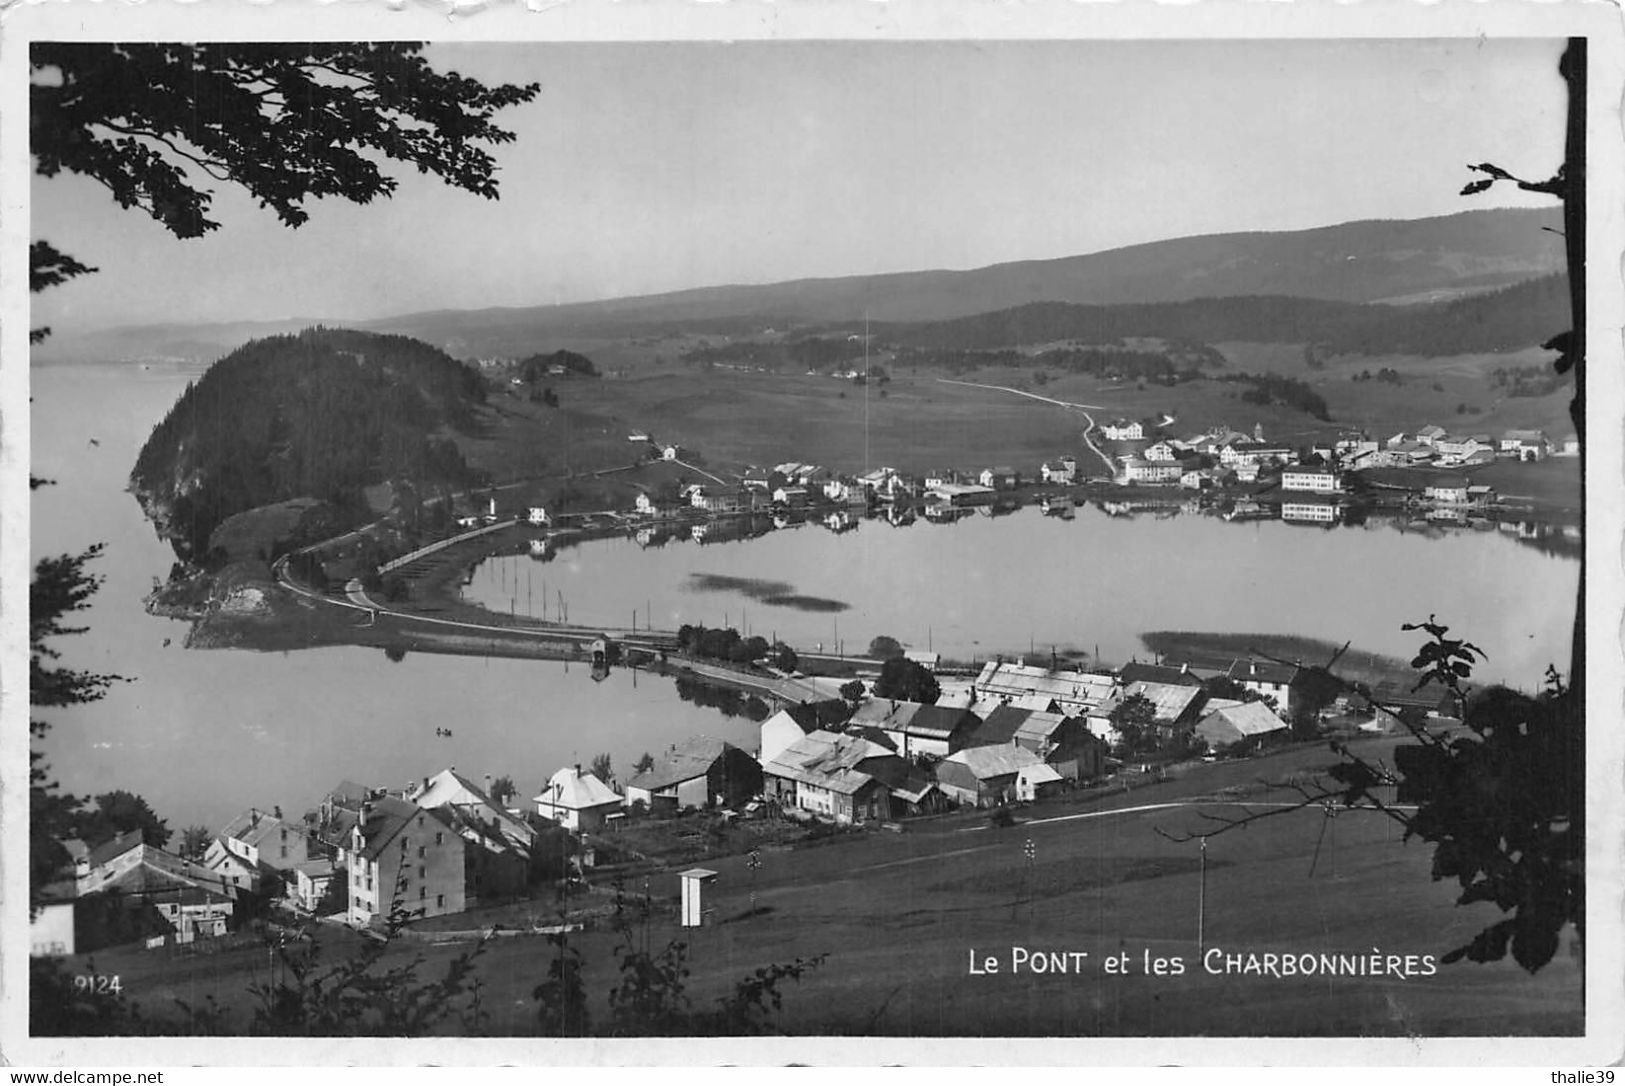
[131,328,487,563]
[877,274,1569,357]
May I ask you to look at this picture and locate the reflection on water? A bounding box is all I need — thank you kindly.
[464,497,1578,687]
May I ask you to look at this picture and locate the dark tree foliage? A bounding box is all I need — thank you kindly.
[130,328,486,561]
[489,775,517,806]
[30,42,540,324]
[180,824,213,862]
[1490,362,1568,398]
[633,752,657,775]
[867,635,904,660]
[877,281,1566,359]
[674,623,769,665]
[839,679,866,705]
[894,344,1192,383]
[30,546,128,910]
[517,350,599,381]
[77,790,173,850]
[590,753,614,784]
[1213,372,1331,421]
[871,657,940,706]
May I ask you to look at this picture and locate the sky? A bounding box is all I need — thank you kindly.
[29,37,1570,333]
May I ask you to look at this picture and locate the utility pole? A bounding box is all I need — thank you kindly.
[747,849,762,917]
[1024,837,1036,920]
[1198,835,1208,955]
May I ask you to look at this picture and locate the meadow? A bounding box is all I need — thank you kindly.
[77,738,1582,1038]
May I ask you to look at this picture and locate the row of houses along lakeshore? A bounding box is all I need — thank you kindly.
[609,419,1573,536]
[33,650,1454,959]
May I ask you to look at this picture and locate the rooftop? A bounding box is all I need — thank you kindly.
[626,736,737,792]
[943,744,1043,781]
[536,766,623,811]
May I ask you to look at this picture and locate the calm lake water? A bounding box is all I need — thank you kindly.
[31,363,1580,831]
[464,501,1578,683]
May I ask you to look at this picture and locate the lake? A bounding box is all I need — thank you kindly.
[29,363,1580,832]
[462,499,1578,683]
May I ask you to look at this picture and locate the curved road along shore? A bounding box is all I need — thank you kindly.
[272,554,839,703]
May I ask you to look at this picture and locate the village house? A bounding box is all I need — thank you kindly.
[772,485,810,508]
[1100,419,1144,442]
[973,661,1118,717]
[1015,763,1067,803]
[1433,435,1496,465]
[346,797,466,927]
[1415,424,1449,446]
[286,857,336,913]
[761,729,908,824]
[1040,456,1078,484]
[846,699,981,759]
[759,708,820,765]
[216,807,310,872]
[1194,700,1289,753]
[1118,457,1182,486]
[1142,440,1179,463]
[926,480,996,507]
[407,768,535,853]
[1280,466,1342,493]
[966,705,1107,781]
[1499,430,1550,461]
[978,466,1021,490]
[1219,442,1292,468]
[634,491,677,517]
[661,444,682,461]
[823,477,864,504]
[534,765,624,832]
[935,745,1046,808]
[623,737,762,814]
[1122,680,1208,738]
[1180,467,1217,490]
[66,833,239,949]
[1424,477,1472,505]
[202,837,273,895]
[526,506,551,527]
[1227,659,1300,716]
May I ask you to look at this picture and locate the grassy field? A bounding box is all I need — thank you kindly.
[465,344,1576,487]
[75,739,1581,1038]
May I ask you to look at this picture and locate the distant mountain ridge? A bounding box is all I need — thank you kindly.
[37,206,1563,364]
[883,274,1571,356]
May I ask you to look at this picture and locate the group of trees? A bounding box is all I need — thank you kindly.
[881,277,1567,361]
[1213,371,1332,421]
[131,329,488,563]
[672,624,796,671]
[870,657,940,705]
[516,349,598,383]
[1350,367,1405,385]
[1490,362,1568,398]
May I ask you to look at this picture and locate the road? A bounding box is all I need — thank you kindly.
[936,377,1118,476]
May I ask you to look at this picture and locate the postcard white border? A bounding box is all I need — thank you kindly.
[3,0,1622,1069]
